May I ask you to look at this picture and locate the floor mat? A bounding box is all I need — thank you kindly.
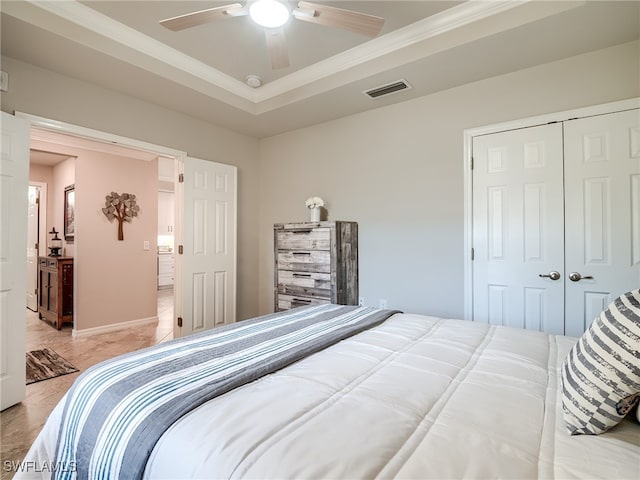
[26,348,78,384]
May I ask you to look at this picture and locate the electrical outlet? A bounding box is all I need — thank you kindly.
[379,299,387,309]
[358,297,365,306]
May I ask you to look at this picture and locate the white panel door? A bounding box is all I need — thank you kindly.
[564,109,640,336]
[472,123,565,334]
[26,185,39,311]
[1,112,30,410]
[179,157,236,337]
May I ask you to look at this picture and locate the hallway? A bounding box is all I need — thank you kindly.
[0,289,174,479]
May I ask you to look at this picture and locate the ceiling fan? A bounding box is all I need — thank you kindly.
[159,0,385,70]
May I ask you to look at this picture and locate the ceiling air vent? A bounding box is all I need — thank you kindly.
[363,79,412,99]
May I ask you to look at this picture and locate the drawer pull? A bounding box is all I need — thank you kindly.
[291,230,313,234]
[292,252,311,256]
[293,273,312,278]
[293,298,312,303]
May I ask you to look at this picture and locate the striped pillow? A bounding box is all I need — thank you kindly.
[561,289,640,435]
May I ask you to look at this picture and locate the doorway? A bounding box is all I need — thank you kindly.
[158,157,176,295]
[26,183,42,311]
[25,122,183,337]
[17,111,238,341]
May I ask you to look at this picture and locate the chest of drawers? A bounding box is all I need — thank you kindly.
[157,254,174,288]
[38,256,74,330]
[274,221,358,311]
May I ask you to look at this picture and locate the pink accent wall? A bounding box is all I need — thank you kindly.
[75,151,158,331]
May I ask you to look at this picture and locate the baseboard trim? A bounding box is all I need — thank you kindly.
[72,316,159,338]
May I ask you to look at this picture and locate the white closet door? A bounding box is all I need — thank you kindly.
[563,109,640,337]
[178,157,237,338]
[472,123,565,334]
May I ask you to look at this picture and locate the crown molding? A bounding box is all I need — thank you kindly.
[7,0,257,112]
[23,2,253,90]
[253,0,583,110]
[254,0,529,101]
[11,0,584,114]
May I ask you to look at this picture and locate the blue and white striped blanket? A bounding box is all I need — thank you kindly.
[52,304,397,480]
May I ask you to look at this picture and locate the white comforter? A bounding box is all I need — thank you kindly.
[21,314,640,479]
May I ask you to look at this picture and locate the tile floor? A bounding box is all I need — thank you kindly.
[0,289,174,480]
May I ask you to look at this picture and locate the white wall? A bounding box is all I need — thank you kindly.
[258,41,640,317]
[5,40,639,324]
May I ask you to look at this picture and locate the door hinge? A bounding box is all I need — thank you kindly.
[178,245,183,255]
[35,243,39,251]
[178,173,184,183]
[177,316,183,327]
[470,157,474,170]
[471,248,475,260]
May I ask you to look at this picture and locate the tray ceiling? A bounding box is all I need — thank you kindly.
[1,1,638,137]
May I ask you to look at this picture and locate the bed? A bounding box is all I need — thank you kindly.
[17,299,640,479]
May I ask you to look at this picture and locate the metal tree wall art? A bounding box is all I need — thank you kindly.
[102,192,140,241]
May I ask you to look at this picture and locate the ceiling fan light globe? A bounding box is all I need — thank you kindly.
[249,0,290,28]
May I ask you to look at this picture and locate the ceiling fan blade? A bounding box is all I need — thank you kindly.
[265,29,290,70]
[159,3,244,31]
[294,1,384,37]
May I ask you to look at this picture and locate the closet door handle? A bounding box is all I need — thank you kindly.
[539,271,561,281]
[568,272,594,282]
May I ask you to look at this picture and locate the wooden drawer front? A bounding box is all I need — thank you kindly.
[277,294,330,311]
[276,228,331,251]
[278,270,330,289]
[277,271,331,299]
[47,258,58,268]
[277,251,330,273]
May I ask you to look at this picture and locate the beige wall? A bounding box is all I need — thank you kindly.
[75,150,157,331]
[1,56,261,321]
[257,41,640,317]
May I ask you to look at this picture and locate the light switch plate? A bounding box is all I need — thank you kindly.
[143,240,150,251]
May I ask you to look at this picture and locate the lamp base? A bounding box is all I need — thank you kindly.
[49,247,62,257]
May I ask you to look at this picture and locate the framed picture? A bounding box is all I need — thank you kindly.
[64,184,75,242]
